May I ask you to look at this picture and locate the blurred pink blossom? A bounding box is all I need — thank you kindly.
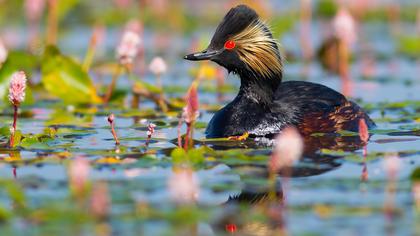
[413,182,420,209]
[8,71,27,106]
[168,168,199,204]
[90,182,110,219]
[116,30,141,65]
[358,119,369,143]
[149,57,167,75]
[24,0,45,21]
[69,157,90,195]
[125,19,143,34]
[269,126,304,172]
[383,153,401,179]
[182,82,199,124]
[333,8,357,46]
[114,0,132,9]
[91,24,106,48]
[0,38,7,64]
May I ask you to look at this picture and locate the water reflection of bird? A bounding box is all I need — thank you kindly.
[185,5,375,139]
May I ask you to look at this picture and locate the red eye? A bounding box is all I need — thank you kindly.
[224,40,236,50]
[225,224,237,233]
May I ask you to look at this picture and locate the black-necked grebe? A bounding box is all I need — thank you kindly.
[185,5,375,139]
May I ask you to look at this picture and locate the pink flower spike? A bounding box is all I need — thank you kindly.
[333,7,357,46]
[147,123,156,137]
[69,157,90,195]
[383,153,401,179]
[8,71,27,106]
[168,168,200,204]
[0,38,7,64]
[182,82,199,124]
[269,126,304,173]
[116,30,141,65]
[358,118,369,143]
[107,113,115,123]
[149,57,167,76]
[24,0,46,21]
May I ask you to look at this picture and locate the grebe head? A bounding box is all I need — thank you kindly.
[185,5,283,81]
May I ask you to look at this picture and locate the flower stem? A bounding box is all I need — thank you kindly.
[46,0,58,45]
[110,122,120,145]
[177,118,183,148]
[104,65,123,103]
[83,35,97,71]
[184,123,192,150]
[145,134,151,147]
[9,105,18,148]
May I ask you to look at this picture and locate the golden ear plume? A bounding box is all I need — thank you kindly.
[231,20,283,79]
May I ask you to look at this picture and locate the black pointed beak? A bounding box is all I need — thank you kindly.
[184,49,222,61]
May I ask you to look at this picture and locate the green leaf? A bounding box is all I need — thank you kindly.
[20,135,52,149]
[0,206,11,222]
[397,36,420,58]
[171,147,188,164]
[46,109,94,127]
[11,130,22,148]
[411,168,420,181]
[57,0,80,20]
[187,148,205,165]
[41,46,101,104]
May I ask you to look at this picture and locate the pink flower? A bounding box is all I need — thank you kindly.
[383,153,401,179]
[107,113,115,123]
[149,57,167,75]
[358,119,369,143]
[147,123,156,137]
[90,181,110,220]
[333,8,357,46]
[0,38,7,64]
[269,126,304,172]
[69,157,90,195]
[24,0,45,21]
[116,30,141,65]
[168,168,200,204]
[125,19,143,34]
[8,71,27,106]
[114,0,132,9]
[182,82,199,124]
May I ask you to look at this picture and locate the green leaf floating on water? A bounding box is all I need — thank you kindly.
[0,51,37,105]
[41,46,101,104]
[397,36,420,59]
